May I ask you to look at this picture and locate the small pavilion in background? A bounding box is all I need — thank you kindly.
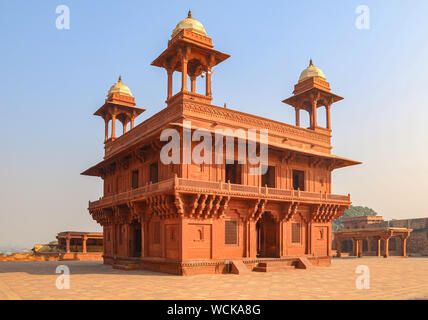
[335,227,412,258]
[56,231,103,254]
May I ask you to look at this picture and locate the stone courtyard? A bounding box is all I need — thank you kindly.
[0,257,427,300]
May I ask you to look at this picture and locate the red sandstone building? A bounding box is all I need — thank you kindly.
[82,12,360,275]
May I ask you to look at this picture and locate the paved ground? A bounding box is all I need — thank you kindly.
[0,257,427,300]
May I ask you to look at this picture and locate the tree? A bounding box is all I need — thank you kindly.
[332,205,378,232]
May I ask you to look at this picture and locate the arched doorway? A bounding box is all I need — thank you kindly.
[256,212,279,257]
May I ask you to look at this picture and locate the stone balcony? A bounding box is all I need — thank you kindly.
[88,176,351,211]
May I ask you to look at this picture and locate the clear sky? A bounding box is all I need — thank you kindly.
[1,0,427,248]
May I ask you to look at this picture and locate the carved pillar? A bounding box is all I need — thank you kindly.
[205,66,212,97]
[190,76,196,93]
[383,237,390,258]
[125,224,130,257]
[104,119,109,142]
[141,220,146,258]
[358,240,363,258]
[111,113,116,139]
[353,238,359,257]
[249,220,257,258]
[112,223,117,257]
[122,119,128,135]
[311,99,317,129]
[336,237,342,257]
[65,236,71,254]
[326,104,331,129]
[376,237,381,257]
[278,220,284,257]
[167,69,173,99]
[181,56,188,92]
[401,236,407,257]
[295,107,300,127]
[82,235,88,254]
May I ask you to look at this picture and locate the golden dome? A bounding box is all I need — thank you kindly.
[107,76,133,97]
[171,10,207,38]
[298,59,326,82]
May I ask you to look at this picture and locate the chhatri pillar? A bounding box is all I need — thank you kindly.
[283,59,343,132]
[93,76,145,143]
[151,10,229,105]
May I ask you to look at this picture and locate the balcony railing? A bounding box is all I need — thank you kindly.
[89,177,351,210]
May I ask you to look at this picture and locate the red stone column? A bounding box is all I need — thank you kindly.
[141,221,145,258]
[358,240,363,258]
[167,69,173,99]
[401,237,407,257]
[111,113,116,139]
[336,237,342,257]
[383,237,390,258]
[249,220,257,258]
[66,236,71,254]
[295,107,300,127]
[190,76,196,93]
[205,66,212,97]
[104,119,109,142]
[181,57,188,92]
[82,235,88,254]
[353,238,359,257]
[277,220,283,257]
[376,238,381,257]
[326,104,331,129]
[122,121,127,135]
[311,100,317,129]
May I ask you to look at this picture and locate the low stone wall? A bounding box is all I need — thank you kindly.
[0,252,103,262]
[0,252,61,262]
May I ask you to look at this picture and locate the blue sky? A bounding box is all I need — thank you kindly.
[1,0,427,247]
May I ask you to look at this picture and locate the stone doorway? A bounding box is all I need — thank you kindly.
[130,222,142,258]
[256,212,279,257]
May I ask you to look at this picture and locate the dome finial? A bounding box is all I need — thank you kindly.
[298,59,326,83]
[171,10,207,38]
[118,75,122,82]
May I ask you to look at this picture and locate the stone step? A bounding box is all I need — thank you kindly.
[296,257,313,269]
[253,262,295,272]
[230,259,251,274]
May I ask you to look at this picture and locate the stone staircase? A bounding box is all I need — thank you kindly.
[253,257,313,272]
[253,261,295,272]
